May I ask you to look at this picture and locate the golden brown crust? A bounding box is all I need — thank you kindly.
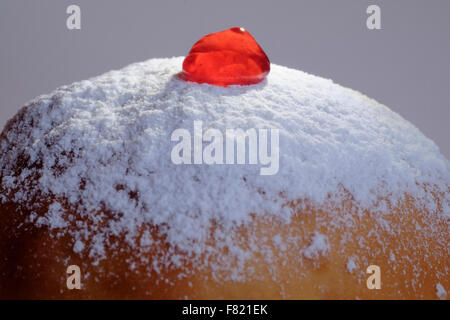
[1,193,447,300]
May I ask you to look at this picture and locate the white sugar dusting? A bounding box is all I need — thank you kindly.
[302,232,330,259]
[436,283,447,300]
[346,256,358,273]
[0,57,449,281]
[73,240,85,253]
[36,202,67,229]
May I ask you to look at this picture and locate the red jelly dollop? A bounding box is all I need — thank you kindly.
[180,27,270,87]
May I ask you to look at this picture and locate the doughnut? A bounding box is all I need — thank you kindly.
[0,57,448,299]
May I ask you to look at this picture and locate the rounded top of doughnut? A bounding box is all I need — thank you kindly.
[1,57,448,265]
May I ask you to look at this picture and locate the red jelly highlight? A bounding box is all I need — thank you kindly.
[180,27,270,87]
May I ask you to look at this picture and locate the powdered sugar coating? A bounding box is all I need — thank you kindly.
[436,283,447,300]
[0,57,449,274]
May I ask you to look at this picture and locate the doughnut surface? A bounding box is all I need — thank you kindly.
[0,57,448,299]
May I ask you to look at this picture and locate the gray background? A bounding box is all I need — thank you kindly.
[0,0,449,158]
